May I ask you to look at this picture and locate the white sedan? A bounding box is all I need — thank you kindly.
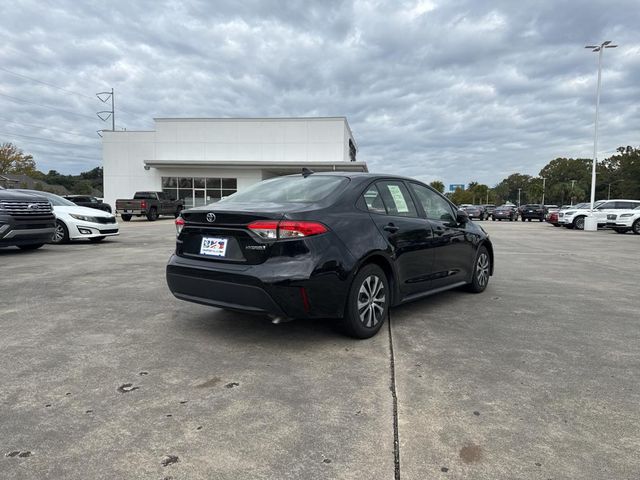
[19,190,119,243]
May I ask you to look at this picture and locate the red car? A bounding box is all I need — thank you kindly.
[547,211,561,227]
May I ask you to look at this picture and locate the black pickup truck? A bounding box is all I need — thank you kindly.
[0,188,56,250]
[115,191,184,221]
[63,195,112,213]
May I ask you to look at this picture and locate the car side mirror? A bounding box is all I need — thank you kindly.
[456,210,469,224]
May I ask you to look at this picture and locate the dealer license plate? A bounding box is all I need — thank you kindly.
[200,237,228,257]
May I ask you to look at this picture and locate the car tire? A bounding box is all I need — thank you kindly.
[18,243,44,251]
[52,220,70,244]
[121,214,132,221]
[492,217,496,221]
[89,236,106,243]
[465,245,491,293]
[342,264,389,339]
[573,216,585,230]
[509,218,513,222]
[146,208,158,221]
[633,219,640,235]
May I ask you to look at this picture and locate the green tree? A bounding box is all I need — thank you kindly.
[429,180,445,193]
[493,173,532,205]
[0,142,36,175]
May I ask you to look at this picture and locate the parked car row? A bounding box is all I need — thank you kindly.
[555,199,640,233]
[0,187,119,251]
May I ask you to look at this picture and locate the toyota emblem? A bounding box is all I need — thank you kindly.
[206,212,216,223]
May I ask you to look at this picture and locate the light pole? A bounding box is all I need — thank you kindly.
[541,177,546,205]
[570,180,576,206]
[517,188,522,207]
[584,40,617,230]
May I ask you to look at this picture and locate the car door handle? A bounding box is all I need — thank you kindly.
[383,223,399,233]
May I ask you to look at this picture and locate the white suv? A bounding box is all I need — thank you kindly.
[562,200,640,230]
[608,206,640,235]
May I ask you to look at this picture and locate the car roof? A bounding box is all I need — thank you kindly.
[281,171,433,185]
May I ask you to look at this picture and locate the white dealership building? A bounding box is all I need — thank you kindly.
[102,117,367,209]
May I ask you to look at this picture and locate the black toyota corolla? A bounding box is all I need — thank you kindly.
[166,172,494,338]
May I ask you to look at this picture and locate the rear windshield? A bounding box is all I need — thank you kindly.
[134,192,157,199]
[218,175,348,204]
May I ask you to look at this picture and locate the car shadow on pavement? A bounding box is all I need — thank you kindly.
[174,307,347,345]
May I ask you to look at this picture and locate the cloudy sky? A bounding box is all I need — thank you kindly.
[1,0,638,187]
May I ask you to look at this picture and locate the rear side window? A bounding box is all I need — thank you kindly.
[363,185,387,214]
[618,201,640,209]
[375,181,418,217]
[219,175,348,204]
[409,183,455,222]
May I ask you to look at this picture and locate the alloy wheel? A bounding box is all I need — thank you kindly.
[53,223,65,243]
[476,252,490,287]
[357,275,386,328]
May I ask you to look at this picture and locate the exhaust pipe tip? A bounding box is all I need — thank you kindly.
[269,315,292,325]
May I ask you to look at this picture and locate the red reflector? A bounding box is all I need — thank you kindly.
[300,287,311,312]
[175,216,185,235]
[279,221,327,237]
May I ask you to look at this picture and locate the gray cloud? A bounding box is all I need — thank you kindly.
[1,0,638,186]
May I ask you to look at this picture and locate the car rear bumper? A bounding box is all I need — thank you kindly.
[166,252,351,319]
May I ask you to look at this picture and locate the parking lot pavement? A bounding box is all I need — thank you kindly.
[1,219,638,479]
[393,221,640,479]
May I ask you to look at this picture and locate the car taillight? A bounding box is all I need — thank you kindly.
[279,221,327,238]
[248,220,327,239]
[248,220,279,239]
[175,216,185,236]
[141,200,147,209]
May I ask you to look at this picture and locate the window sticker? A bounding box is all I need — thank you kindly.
[387,185,409,213]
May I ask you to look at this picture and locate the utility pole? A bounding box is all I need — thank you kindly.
[518,188,522,207]
[96,88,115,131]
[541,177,546,205]
[570,179,576,205]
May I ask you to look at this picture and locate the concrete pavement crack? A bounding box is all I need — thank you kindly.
[388,310,401,480]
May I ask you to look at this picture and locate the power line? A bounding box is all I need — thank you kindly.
[0,130,97,148]
[0,117,95,139]
[0,66,95,100]
[0,93,97,121]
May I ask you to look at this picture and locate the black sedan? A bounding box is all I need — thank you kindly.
[520,204,546,222]
[63,195,113,213]
[166,173,494,338]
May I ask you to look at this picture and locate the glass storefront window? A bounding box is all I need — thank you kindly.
[162,177,237,207]
[222,178,237,189]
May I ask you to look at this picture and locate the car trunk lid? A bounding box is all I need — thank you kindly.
[178,202,309,265]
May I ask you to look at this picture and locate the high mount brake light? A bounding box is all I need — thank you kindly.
[175,216,185,236]
[248,220,327,239]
